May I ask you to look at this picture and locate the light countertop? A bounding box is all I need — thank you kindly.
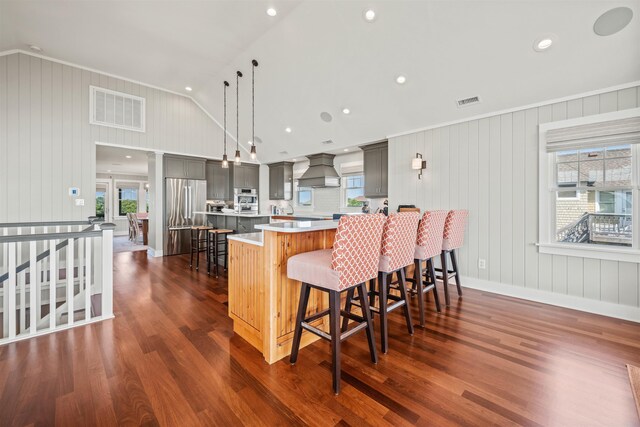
[227,232,264,246]
[193,211,271,218]
[255,220,338,233]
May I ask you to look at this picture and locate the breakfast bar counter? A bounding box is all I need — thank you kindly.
[227,220,338,364]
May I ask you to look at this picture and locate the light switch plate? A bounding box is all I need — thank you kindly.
[75,198,85,206]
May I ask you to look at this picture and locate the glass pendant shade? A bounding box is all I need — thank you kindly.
[250,145,257,160]
[234,150,241,165]
[222,153,229,168]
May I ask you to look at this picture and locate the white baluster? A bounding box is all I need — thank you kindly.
[30,241,37,334]
[78,238,84,320]
[85,237,92,321]
[66,238,74,326]
[8,242,16,339]
[101,226,114,318]
[49,239,56,330]
[19,263,25,333]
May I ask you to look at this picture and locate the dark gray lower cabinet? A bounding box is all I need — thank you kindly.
[205,215,269,233]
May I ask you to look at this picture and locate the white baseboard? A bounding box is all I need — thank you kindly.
[114,231,128,236]
[461,276,640,323]
[147,247,163,257]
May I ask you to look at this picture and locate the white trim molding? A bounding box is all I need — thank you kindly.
[461,276,640,323]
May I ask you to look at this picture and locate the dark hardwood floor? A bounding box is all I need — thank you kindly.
[1,251,640,426]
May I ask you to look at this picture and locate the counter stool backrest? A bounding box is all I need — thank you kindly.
[442,210,469,251]
[330,213,386,290]
[416,210,448,260]
[380,212,420,272]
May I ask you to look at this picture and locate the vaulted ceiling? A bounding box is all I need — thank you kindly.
[2,0,639,163]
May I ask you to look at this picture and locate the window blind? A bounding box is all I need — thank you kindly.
[545,116,640,152]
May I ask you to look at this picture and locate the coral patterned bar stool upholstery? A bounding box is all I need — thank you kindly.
[287,214,385,395]
[359,212,420,354]
[438,210,469,306]
[409,210,448,325]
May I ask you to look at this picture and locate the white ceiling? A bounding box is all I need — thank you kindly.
[96,145,149,176]
[2,0,640,164]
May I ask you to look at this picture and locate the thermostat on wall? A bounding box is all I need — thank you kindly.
[69,187,80,197]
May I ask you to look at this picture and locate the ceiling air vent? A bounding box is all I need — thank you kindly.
[321,139,334,145]
[90,86,145,132]
[279,150,289,155]
[456,96,481,108]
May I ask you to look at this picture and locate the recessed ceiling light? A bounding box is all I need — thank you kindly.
[533,35,556,52]
[285,127,292,133]
[29,45,42,52]
[125,155,132,159]
[396,75,407,84]
[342,108,350,115]
[343,148,349,152]
[185,86,192,92]
[363,9,376,22]
[292,158,297,161]
[107,169,112,172]
[267,7,277,17]
[594,7,633,36]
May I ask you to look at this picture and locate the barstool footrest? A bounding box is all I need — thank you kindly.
[340,322,367,341]
[304,308,330,323]
[301,322,331,341]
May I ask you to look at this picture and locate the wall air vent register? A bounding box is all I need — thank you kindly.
[90,86,146,132]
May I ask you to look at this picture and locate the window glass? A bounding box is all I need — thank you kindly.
[344,175,364,207]
[297,188,312,206]
[118,188,138,216]
[96,191,106,218]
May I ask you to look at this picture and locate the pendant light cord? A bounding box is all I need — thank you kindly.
[236,71,242,153]
[252,60,256,144]
[223,81,228,155]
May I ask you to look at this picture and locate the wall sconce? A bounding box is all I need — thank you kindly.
[411,153,426,179]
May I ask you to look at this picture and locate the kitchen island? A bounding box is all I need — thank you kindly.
[227,220,338,364]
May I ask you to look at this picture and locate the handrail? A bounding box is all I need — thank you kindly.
[0,216,101,229]
[0,223,115,284]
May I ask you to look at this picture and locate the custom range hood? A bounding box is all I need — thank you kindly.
[297,153,340,188]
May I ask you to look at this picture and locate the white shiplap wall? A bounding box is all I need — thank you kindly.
[389,86,640,316]
[0,52,225,223]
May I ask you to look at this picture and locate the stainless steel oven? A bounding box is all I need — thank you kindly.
[233,188,258,213]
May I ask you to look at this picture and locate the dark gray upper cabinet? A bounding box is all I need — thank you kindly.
[164,155,206,180]
[205,161,230,201]
[268,162,293,200]
[361,141,388,198]
[230,164,259,189]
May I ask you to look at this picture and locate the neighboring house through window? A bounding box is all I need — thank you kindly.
[344,174,364,207]
[539,109,640,262]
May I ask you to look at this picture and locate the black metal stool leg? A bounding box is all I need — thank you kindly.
[341,288,355,333]
[379,272,389,354]
[428,259,442,312]
[450,249,462,297]
[415,260,425,326]
[441,251,451,306]
[290,283,311,365]
[214,232,219,278]
[358,282,378,364]
[398,267,414,335]
[189,230,194,268]
[329,289,341,395]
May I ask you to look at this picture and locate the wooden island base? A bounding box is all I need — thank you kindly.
[228,227,336,364]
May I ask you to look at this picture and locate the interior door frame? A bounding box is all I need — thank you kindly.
[96,179,112,222]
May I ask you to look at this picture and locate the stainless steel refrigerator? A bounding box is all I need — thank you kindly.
[164,178,207,256]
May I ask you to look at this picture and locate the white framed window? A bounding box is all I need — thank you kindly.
[113,180,148,217]
[539,108,640,262]
[343,174,365,207]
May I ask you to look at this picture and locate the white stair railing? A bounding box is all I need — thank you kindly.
[0,219,115,345]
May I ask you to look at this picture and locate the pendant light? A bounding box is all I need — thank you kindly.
[221,80,230,168]
[235,70,242,165]
[250,59,258,160]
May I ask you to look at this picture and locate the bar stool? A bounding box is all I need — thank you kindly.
[354,212,419,354]
[437,210,469,306]
[207,229,234,277]
[407,210,448,326]
[288,214,386,395]
[190,226,213,270]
